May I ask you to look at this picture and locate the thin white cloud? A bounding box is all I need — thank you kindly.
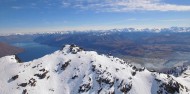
[126,18,137,21]
[158,19,190,22]
[62,2,71,7]
[11,6,22,9]
[62,0,190,12]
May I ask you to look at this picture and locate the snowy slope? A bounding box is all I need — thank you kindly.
[0,44,189,94]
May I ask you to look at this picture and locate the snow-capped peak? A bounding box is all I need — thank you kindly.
[0,45,190,94]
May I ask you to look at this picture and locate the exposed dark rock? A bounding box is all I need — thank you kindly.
[98,64,102,68]
[69,44,83,54]
[34,71,49,79]
[97,88,102,94]
[61,60,71,70]
[18,83,27,87]
[47,76,50,79]
[12,75,19,80]
[165,65,188,77]
[155,78,161,82]
[88,77,91,81]
[71,75,78,79]
[158,80,187,94]
[78,83,91,93]
[39,68,46,72]
[120,83,132,94]
[91,65,96,72]
[109,91,115,94]
[8,75,19,82]
[28,78,37,87]
[132,66,137,70]
[118,80,124,88]
[131,71,136,76]
[32,66,36,68]
[22,89,27,94]
[150,70,156,72]
[96,77,113,86]
[136,67,145,72]
[115,68,119,72]
[15,55,22,63]
[49,88,54,92]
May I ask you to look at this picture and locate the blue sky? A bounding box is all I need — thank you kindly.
[0,0,190,33]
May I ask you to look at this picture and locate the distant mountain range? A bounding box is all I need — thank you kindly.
[0,42,23,57]
[0,45,190,94]
[1,27,190,71]
[1,27,190,36]
[33,29,190,67]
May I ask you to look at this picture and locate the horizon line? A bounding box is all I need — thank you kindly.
[1,26,190,36]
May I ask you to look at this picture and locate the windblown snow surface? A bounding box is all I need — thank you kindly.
[0,45,190,94]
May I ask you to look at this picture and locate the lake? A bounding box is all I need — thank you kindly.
[12,42,59,62]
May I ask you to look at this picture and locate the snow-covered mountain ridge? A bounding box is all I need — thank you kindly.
[0,44,190,94]
[1,27,190,36]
